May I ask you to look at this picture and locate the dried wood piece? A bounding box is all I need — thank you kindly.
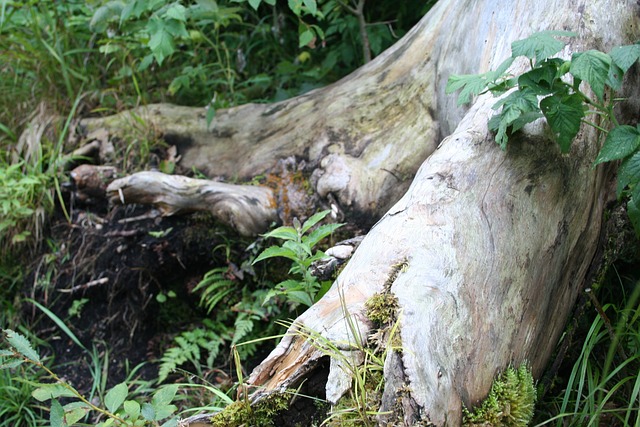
[106,171,278,236]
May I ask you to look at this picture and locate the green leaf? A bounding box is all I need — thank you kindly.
[283,240,312,259]
[105,382,128,414]
[627,197,640,237]
[0,358,24,369]
[490,88,540,149]
[3,329,39,362]
[90,1,124,32]
[606,62,625,91]
[253,246,299,264]
[289,0,302,16]
[141,402,155,421]
[299,29,314,48]
[27,300,87,352]
[446,73,491,106]
[165,3,186,21]
[32,383,76,402]
[248,0,262,10]
[50,399,65,427]
[62,401,90,425]
[304,223,343,249]
[610,43,640,72]
[617,151,640,197]
[301,210,331,234]
[147,18,175,65]
[161,417,180,427]
[570,50,611,101]
[206,106,216,128]
[303,0,317,15]
[263,226,299,241]
[594,125,640,165]
[517,58,566,95]
[511,30,576,62]
[540,93,585,153]
[153,384,179,407]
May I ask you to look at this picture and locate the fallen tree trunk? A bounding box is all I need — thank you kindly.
[81,0,638,425]
[243,1,637,426]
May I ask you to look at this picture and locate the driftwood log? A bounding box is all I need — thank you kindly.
[82,0,639,424]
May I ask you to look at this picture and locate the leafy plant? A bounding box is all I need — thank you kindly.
[446,32,640,234]
[253,210,342,308]
[1,329,180,427]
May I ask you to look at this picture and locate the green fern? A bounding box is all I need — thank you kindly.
[193,267,236,314]
[158,323,225,382]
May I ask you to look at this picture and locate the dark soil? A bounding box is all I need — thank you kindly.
[24,192,246,393]
[20,178,342,426]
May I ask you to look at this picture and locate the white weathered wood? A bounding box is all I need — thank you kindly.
[106,171,278,236]
[245,0,638,425]
[81,0,639,424]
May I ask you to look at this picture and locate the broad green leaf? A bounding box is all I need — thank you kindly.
[610,43,640,72]
[50,399,65,427]
[446,73,491,106]
[509,111,544,133]
[147,18,175,65]
[303,0,317,15]
[490,88,540,149]
[32,383,76,401]
[511,30,576,62]
[617,151,640,197]
[304,223,343,249]
[540,93,585,153]
[105,382,128,414]
[161,417,180,427]
[289,0,302,16]
[89,1,124,32]
[4,329,39,362]
[119,0,136,25]
[153,403,178,420]
[252,246,298,264]
[301,210,331,234]
[263,226,299,241]
[606,62,625,91]
[594,125,640,165]
[141,402,155,421]
[570,50,611,101]
[517,58,566,95]
[248,0,262,10]
[164,19,189,38]
[153,384,179,407]
[165,3,186,21]
[299,29,314,48]
[286,290,314,307]
[283,240,312,258]
[62,401,90,425]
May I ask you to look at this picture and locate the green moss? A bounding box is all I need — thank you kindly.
[365,292,399,325]
[462,364,536,427]
[209,392,290,427]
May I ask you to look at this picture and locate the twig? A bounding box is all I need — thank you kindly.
[338,0,371,63]
[58,277,109,293]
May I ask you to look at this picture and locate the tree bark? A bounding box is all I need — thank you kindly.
[82,0,639,425]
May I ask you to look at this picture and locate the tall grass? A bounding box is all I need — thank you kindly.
[536,277,640,426]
